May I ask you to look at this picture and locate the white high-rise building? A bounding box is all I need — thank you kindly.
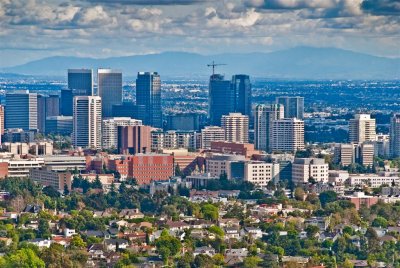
[98,69,122,118]
[221,113,249,143]
[271,118,304,152]
[73,96,102,149]
[390,114,400,158]
[292,158,329,184]
[201,126,225,149]
[254,104,284,152]
[349,114,376,143]
[102,117,142,149]
[374,134,390,158]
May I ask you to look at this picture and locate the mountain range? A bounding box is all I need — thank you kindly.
[2,46,399,79]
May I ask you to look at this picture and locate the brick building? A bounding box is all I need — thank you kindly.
[107,154,174,185]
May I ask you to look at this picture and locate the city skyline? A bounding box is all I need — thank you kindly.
[0,0,399,69]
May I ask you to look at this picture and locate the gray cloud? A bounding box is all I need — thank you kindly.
[84,0,209,5]
[361,0,400,15]
[243,0,337,10]
[0,0,399,68]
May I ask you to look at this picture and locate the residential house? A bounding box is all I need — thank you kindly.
[193,246,216,257]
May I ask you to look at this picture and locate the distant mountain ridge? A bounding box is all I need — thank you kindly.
[2,46,399,79]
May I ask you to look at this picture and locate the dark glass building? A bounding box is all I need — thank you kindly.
[276,96,304,119]
[5,91,38,131]
[45,116,73,135]
[136,72,162,128]
[232,74,252,125]
[166,113,200,131]
[98,69,122,118]
[112,102,147,123]
[208,74,234,126]
[61,69,93,116]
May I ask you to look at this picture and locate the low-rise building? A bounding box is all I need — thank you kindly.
[1,158,44,178]
[186,173,218,188]
[344,192,379,210]
[2,142,53,156]
[206,154,246,179]
[292,158,328,184]
[29,167,72,191]
[244,161,280,187]
[349,174,400,188]
[43,155,87,172]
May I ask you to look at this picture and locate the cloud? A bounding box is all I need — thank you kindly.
[72,5,116,27]
[0,0,399,68]
[244,0,337,10]
[84,0,209,5]
[361,0,400,15]
[298,0,363,19]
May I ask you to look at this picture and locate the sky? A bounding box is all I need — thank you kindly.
[0,0,399,68]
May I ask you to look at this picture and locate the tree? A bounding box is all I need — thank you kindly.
[40,243,73,268]
[42,186,60,198]
[176,252,193,268]
[319,191,337,207]
[305,225,319,238]
[155,230,182,264]
[175,164,184,177]
[158,247,170,264]
[37,219,51,239]
[294,187,305,201]
[372,216,388,228]
[69,235,86,249]
[208,226,224,237]
[213,253,225,266]
[92,175,102,189]
[194,254,214,268]
[365,227,380,253]
[4,248,45,268]
[63,184,70,196]
[243,256,262,268]
[343,258,354,268]
[201,204,219,221]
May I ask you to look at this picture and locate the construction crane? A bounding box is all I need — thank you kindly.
[207,61,227,75]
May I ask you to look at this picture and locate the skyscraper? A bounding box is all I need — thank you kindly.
[136,72,162,128]
[221,113,249,143]
[349,114,376,143]
[46,95,60,117]
[254,104,284,152]
[98,69,123,118]
[232,74,252,125]
[276,96,304,119]
[5,91,38,131]
[37,95,47,133]
[37,95,60,133]
[72,96,102,149]
[390,114,400,157]
[112,102,147,123]
[60,89,73,116]
[68,69,93,96]
[0,105,4,135]
[61,69,93,116]
[271,118,304,152]
[209,74,234,126]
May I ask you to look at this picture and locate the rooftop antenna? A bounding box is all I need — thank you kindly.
[207,61,227,75]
